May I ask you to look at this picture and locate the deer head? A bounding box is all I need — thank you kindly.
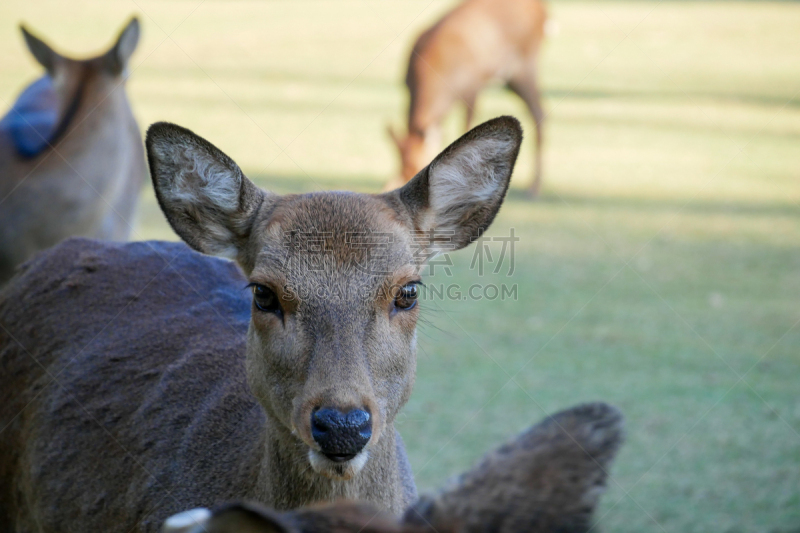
[20,17,139,95]
[146,116,522,482]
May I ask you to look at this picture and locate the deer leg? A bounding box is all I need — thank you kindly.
[507,68,544,197]
[464,92,478,131]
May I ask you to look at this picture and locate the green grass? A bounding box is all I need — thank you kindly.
[2,1,799,531]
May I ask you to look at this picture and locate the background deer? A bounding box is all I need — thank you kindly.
[163,402,625,533]
[0,117,522,532]
[0,18,145,285]
[387,0,546,197]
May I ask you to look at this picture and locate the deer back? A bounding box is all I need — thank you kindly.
[0,238,263,531]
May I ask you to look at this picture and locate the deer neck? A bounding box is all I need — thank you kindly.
[80,80,132,125]
[252,415,404,514]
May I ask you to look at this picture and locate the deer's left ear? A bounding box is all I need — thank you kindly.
[105,17,140,75]
[388,116,522,255]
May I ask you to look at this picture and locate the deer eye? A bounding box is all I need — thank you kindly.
[394,283,419,311]
[251,284,282,316]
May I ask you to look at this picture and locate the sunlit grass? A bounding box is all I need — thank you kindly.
[1,1,798,531]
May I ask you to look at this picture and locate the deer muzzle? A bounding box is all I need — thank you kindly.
[311,407,372,462]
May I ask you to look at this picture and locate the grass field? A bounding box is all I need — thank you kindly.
[2,1,799,531]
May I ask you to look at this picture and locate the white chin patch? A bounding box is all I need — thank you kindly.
[308,449,369,480]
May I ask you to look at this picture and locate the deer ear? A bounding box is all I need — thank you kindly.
[391,116,521,255]
[20,25,59,73]
[105,17,140,75]
[146,122,270,271]
[404,403,625,533]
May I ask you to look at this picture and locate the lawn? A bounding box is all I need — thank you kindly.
[1,1,799,531]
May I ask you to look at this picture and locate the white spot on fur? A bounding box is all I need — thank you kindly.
[162,508,211,533]
[308,449,370,481]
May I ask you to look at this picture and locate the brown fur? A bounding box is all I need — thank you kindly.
[387,0,547,196]
[0,117,523,531]
[163,402,625,533]
[0,18,146,284]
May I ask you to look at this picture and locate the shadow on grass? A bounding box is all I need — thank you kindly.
[247,171,383,195]
[543,87,800,110]
[506,188,800,218]
[142,64,800,112]
[245,172,800,219]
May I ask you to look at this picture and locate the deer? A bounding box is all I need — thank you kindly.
[0,116,523,532]
[386,0,547,198]
[163,402,625,533]
[0,17,146,285]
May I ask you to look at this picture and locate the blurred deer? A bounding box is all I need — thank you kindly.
[163,402,625,533]
[387,0,547,197]
[0,18,145,284]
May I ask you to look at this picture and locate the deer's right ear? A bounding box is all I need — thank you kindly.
[391,116,522,255]
[20,25,59,73]
[146,122,270,270]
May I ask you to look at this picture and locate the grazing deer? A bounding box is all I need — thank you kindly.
[0,116,523,532]
[163,402,625,533]
[0,18,145,285]
[387,0,547,197]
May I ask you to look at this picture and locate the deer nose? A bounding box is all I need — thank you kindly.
[311,408,372,461]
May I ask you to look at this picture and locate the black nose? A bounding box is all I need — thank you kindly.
[311,408,372,462]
